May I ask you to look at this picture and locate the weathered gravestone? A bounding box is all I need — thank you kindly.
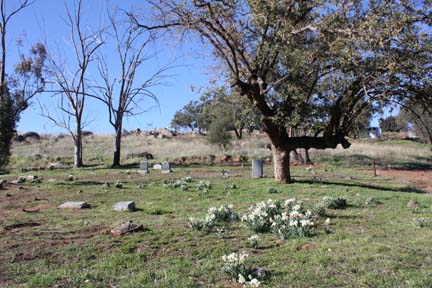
[112,201,136,212]
[58,201,89,209]
[140,160,149,174]
[161,161,172,174]
[153,163,162,170]
[252,159,263,178]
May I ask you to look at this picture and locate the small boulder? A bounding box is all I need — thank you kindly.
[112,201,136,212]
[110,221,144,236]
[153,164,162,170]
[407,200,419,208]
[58,201,89,209]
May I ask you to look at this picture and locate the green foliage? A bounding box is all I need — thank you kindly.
[0,87,16,169]
[379,116,407,133]
[412,218,432,228]
[207,113,232,148]
[319,196,348,209]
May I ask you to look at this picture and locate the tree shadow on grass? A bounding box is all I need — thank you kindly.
[387,162,432,171]
[292,178,427,194]
[55,181,107,186]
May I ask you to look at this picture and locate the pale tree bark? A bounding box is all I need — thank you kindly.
[43,0,104,168]
[93,8,168,167]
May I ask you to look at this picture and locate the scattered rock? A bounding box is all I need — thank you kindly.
[250,267,269,279]
[323,218,331,226]
[110,221,144,236]
[22,131,40,140]
[112,201,136,212]
[47,162,64,170]
[58,201,89,209]
[407,200,419,208]
[299,243,316,251]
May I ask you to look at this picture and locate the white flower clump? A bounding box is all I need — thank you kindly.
[242,198,317,238]
[241,199,283,232]
[162,178,190,191]
[247,234,259,248]
[189,204,238,231]
[207,204,239,222]
[196,180,212,192]
[238,274,261,287]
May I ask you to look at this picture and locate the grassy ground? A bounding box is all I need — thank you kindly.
[9,134,431,170]
[1,163,432,287]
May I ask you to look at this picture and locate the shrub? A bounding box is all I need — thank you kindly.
[312,205,327,217]
[319,196,347,209]
[267,187,278,194]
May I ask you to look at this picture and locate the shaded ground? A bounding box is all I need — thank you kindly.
[377,169,432,194]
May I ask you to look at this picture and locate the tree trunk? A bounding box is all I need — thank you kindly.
[74,134,83,168]
[271,144,292,184]
[304,148,312,164]
[233,127,243,140]
[112,123,122,167]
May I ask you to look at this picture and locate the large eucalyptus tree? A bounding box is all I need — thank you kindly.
[131,0,431,183]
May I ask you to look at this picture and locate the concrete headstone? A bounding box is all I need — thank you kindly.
[252,159,263,178]
[161,161,171,173]
[153,164,162,170]
[58,201,89,209]
[140,160,149,174]
[112,201,136,211]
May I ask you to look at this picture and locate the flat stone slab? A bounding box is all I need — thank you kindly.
[112,201,136,211]
[58,201,89,209]
[153,164,162,170]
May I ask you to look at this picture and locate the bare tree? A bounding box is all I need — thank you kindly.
[93,9,169,167]
[44,0,104,168]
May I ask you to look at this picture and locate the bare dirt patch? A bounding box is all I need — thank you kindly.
[377,169,432,193]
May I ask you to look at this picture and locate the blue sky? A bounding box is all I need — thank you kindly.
[6,0,387,134]
[6,0,212,134]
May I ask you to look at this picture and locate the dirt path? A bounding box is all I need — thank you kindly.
[377,169,432,194]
